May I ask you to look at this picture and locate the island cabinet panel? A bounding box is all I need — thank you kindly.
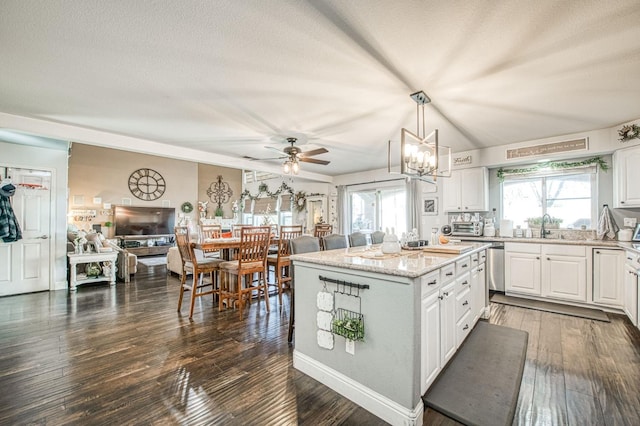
[420,291,441,394]
[440,280,458,366]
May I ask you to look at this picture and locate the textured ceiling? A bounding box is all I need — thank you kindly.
[1,0,639,178]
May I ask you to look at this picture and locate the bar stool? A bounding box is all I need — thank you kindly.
[266,225,302,306]
[174,226,223,319]
[288,235,321,342]
[218,226,271,318]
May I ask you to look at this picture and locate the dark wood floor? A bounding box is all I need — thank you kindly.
[1,262,639,425]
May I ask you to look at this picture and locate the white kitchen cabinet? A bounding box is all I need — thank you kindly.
[442,167,489,212]
[440,280,457,366]
[593,248,624,307]
[471,264,486,324]
[624,262,638,326]
[542,245,587,302]
[505,244,541,296]
[614,145,640,208]
[420,291,441,394]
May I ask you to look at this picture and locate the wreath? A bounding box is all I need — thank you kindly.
[618,124,640,142]
[294,191,307,212]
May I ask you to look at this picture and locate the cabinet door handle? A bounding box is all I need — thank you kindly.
[596,251,600,254]
[439,295,444,300]
[536,256,540,260]
[627,257,633,261]
[621,201,625,204]
[462,300,468,306]
[547,257,551,260]
[463,324,469,330]
[428,280,437,286]
[478,267,484,272]
[443,291,449,297]
[446,272,453,276]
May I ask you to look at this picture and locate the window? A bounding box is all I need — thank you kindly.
[348,182,406,235]
[502,167,597,229]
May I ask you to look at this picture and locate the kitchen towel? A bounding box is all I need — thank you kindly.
[596,204,619,240]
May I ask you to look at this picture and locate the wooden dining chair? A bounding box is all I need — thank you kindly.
[371,230,386,244]
[266,225,303,306]
[174,226,223,319]
[288,235,321,343]
[199,224,223,258]
[348,231,368,247]
[200,224,222,239]
[218,226,271,317]
[322,233,348,250]
[232,224,252,238]
[314,224,333,250]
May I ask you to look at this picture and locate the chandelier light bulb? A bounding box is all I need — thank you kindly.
[292,161,300,174]
[283,161,291,174]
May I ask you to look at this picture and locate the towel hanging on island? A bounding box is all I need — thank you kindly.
[596,204,618,240]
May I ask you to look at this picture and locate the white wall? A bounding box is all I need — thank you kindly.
[1,140,69,291]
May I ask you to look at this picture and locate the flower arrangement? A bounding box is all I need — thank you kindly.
[618,124,640,142]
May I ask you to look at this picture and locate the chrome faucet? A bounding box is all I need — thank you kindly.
[541,213,552,238]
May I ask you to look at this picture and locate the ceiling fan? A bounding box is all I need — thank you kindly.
[247,137,330,174]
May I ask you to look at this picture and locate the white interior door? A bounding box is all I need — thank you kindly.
[0,168,51,296]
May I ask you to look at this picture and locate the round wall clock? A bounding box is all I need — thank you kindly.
[128,168,166,201]
[181,202,194,213]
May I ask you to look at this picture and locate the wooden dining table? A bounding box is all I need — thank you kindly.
[192,235,279,260]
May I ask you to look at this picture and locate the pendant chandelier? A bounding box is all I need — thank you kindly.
[400,90,451,181]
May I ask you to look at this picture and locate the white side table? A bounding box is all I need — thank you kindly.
[67,252,118,291]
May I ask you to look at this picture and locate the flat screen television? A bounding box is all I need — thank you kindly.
[114,206,176,236]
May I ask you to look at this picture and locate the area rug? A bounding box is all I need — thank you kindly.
[423,322,528,426]
[136,256,168,267]
[491,293,609,322]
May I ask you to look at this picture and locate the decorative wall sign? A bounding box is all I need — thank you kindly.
[423,197,438,215]
[453,155,472,166]
[506,138,588,159]
[206,175,233,212]
[128,168,166,201]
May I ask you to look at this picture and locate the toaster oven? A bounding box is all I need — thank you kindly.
[451,222,484,236]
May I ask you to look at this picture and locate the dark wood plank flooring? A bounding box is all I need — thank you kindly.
[0,262,639,425]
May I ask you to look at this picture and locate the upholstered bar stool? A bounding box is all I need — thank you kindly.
[322,233,348,250]
[288,235,320,343]
[348,231,368,247]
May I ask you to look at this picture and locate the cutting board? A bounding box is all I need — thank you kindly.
[421,244,474,254]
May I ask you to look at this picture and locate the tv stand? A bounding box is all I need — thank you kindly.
[118,234,174,257]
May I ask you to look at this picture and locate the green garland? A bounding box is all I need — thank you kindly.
[497,156,608,181]
[239,182,295,203]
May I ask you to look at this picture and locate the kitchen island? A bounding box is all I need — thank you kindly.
[290,242,491,425]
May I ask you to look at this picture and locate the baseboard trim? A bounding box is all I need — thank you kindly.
[293,350,424,426]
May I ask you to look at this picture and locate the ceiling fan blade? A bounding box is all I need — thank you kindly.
[300,147,329,157]
[299,157,330,165]
[264,146,286,155]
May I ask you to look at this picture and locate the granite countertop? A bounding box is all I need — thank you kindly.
[290,242,492,278]
[459,236,621,247]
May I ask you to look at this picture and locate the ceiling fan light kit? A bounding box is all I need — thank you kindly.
[400,90,451,181]
[274,137,329,175]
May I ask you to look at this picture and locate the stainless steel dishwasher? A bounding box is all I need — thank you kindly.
[487,242,505,292]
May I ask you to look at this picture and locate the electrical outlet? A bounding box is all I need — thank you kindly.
[624,218,637,227]
[346,339,355,355]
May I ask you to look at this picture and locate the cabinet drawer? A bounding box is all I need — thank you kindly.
[505,242,540,254]
[478,249,487,264]
[441,263,456,284]
[456,256,471,274]
[421,270,440,298]
[456,271,471,294]
[470,252,479,266]
[456,286,471,322]
[456,310,472,347]
[543,244,585,257]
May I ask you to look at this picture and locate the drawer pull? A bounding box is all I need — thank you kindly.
[427,280,437,286]
[462,264,468,268]
[473,259,478,262]
[462,280,468,285]
[463,324,469,330]
[442,291,449,297]
[462,300,468,306]
[478,267,484,272]
[446,272,453,276]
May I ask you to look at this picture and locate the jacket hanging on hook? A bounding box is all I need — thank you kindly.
[0,181,22,242]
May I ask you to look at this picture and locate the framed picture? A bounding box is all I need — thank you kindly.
[423,197,437,215]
